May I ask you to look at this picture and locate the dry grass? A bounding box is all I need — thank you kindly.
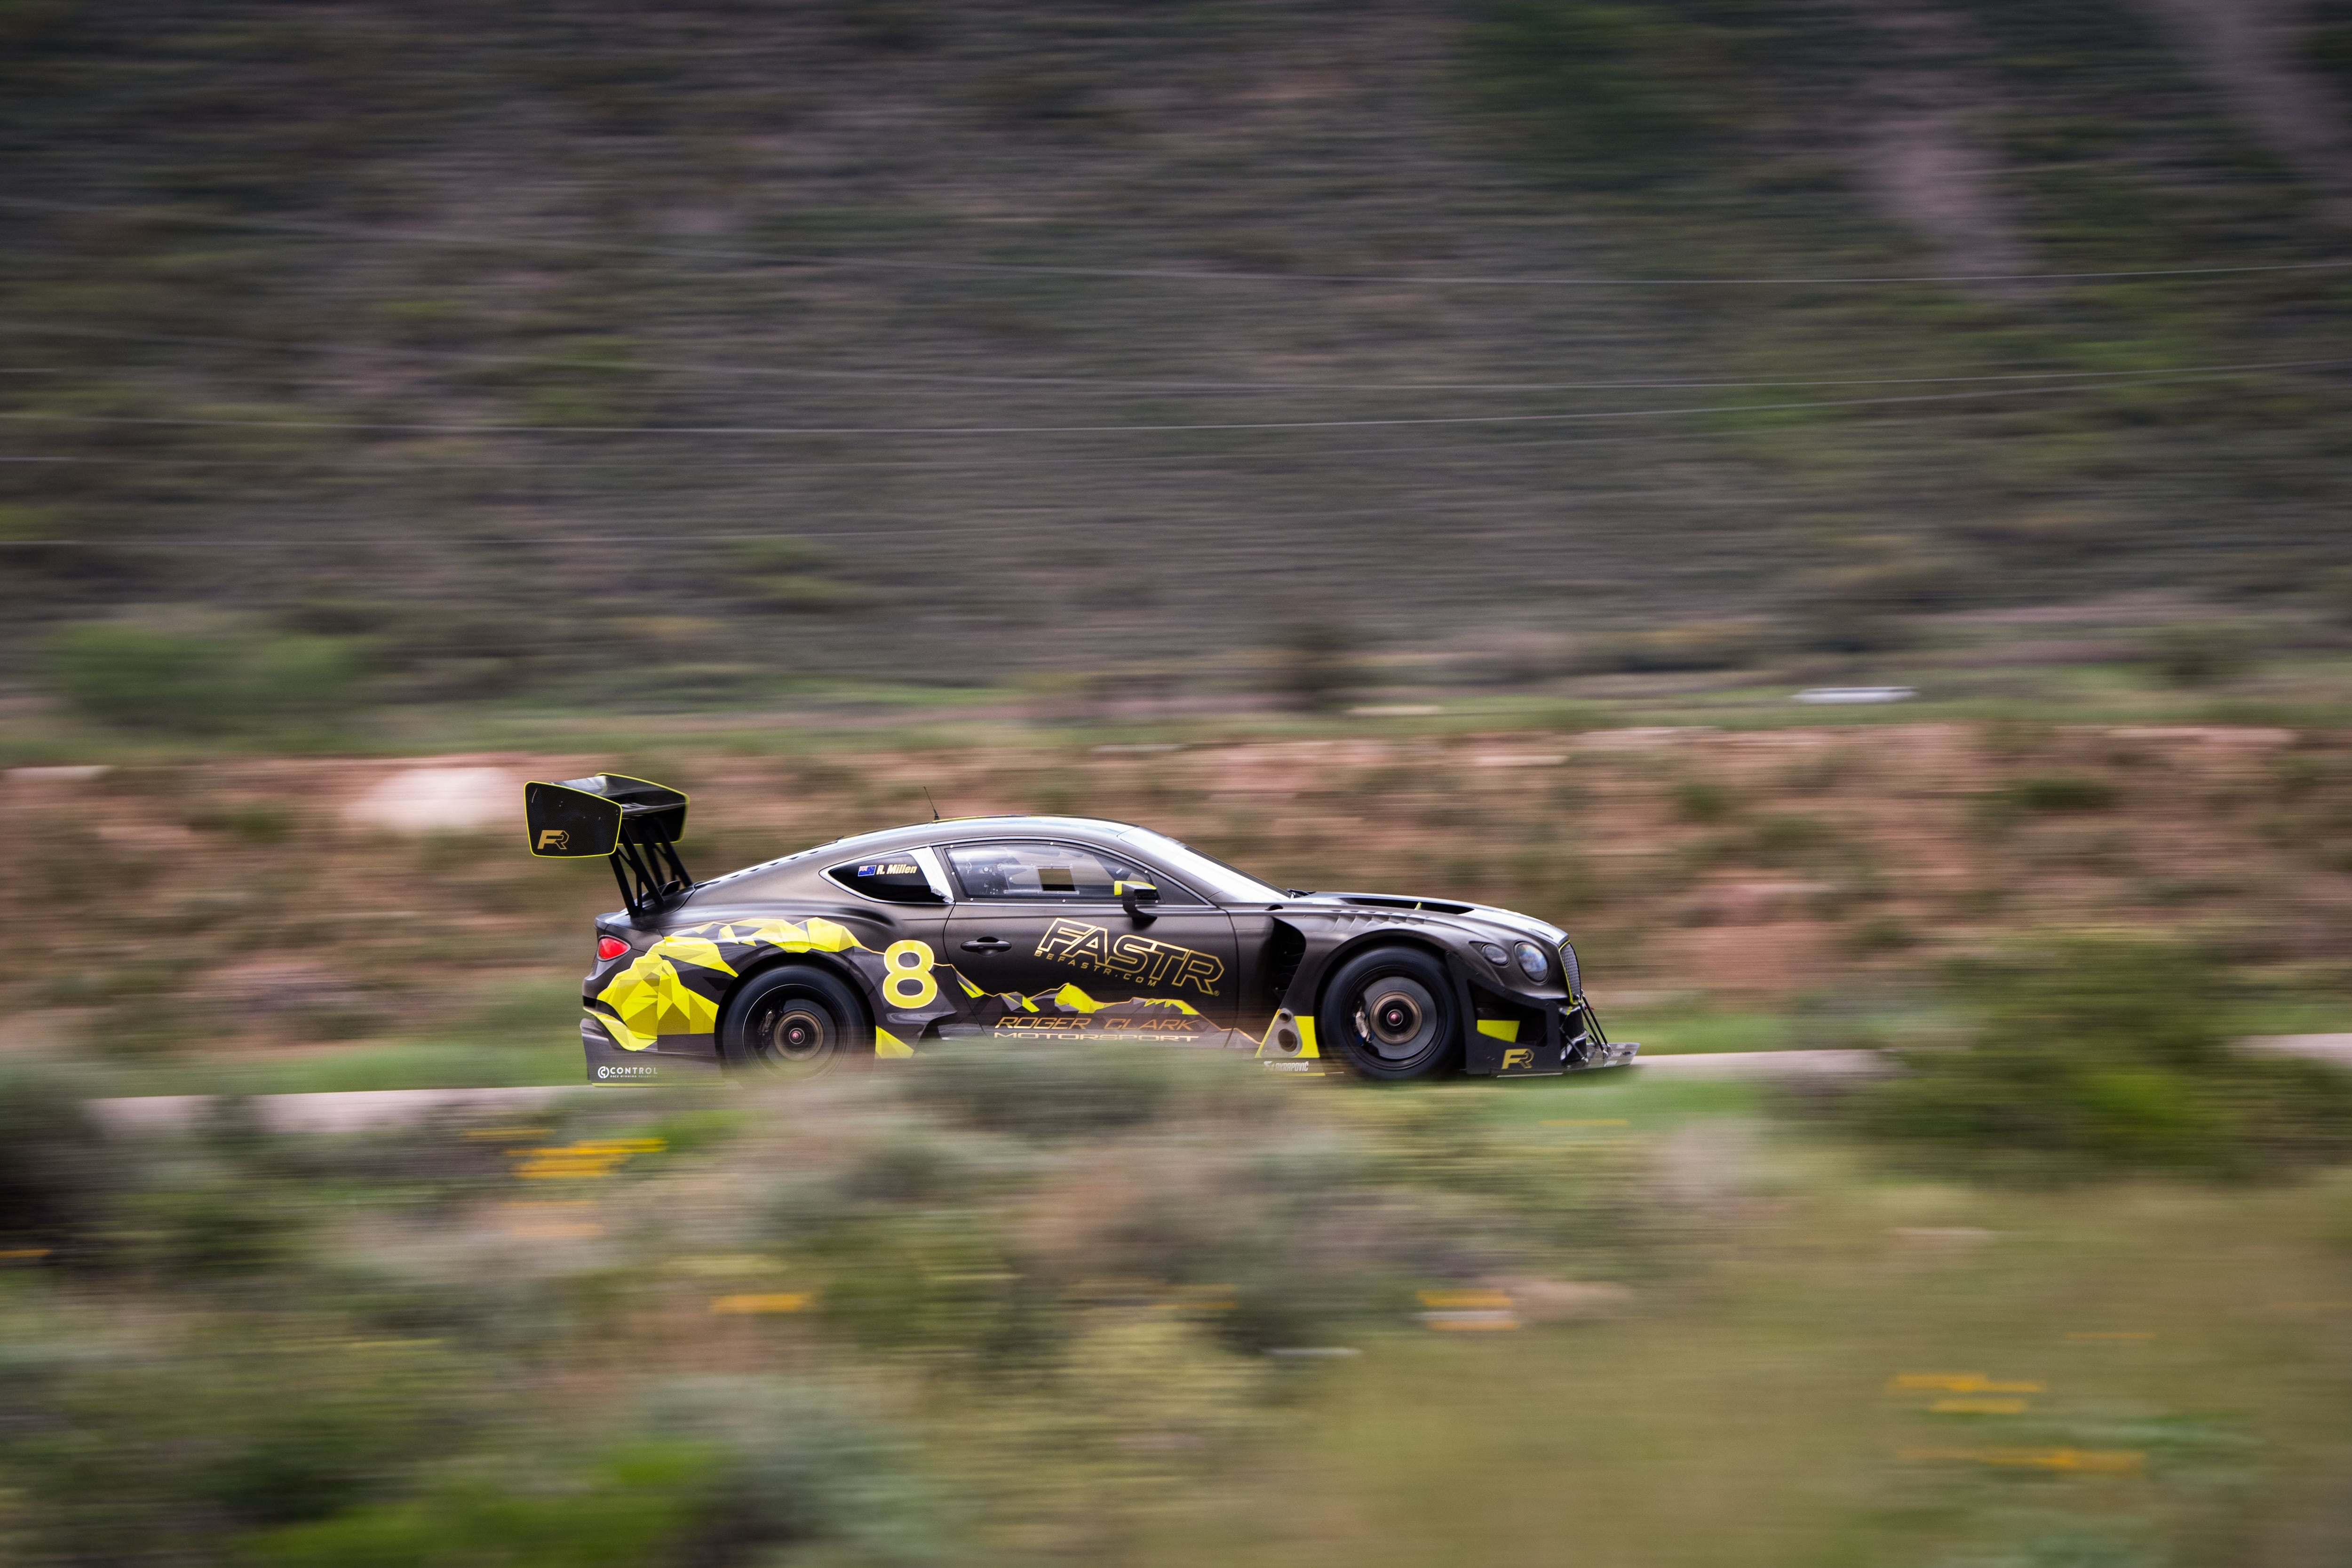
[4,720,2349,1078]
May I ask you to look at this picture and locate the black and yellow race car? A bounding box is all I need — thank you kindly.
[526,774,1636,1083]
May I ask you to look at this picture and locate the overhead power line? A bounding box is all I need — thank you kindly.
[4,195,2348,290]
[1,319,2315,397]
[3,358,2341,438]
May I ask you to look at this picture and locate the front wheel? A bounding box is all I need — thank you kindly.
[721,964,868,1076]
[1319,946,1461,1082]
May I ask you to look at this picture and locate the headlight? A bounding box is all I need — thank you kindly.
[1474,942,1509,966]
[1510,940,1549,982]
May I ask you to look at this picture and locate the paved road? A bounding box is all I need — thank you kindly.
[2239,1034,2352,1069]
[82,1049,1884,1133]
[88,1085,601,1136]
[82,1038,2348,1134]
[1631,1049,1883,1077]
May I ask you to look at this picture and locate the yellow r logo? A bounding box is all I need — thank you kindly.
[538,828,571,851]
[1501,1048,1533,1070]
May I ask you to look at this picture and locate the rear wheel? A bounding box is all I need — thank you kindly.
[721,964,868,1076]
[1320,946,1461,1082]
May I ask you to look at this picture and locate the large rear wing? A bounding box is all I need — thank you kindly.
[524,773,692,921]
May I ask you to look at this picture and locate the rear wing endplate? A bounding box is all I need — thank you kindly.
[524,774,691,921]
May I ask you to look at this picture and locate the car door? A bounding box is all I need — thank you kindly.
[940,840,1240,1028]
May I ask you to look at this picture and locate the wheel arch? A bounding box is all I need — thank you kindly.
[1303,929,1462,1028]
[714,947,878,1052]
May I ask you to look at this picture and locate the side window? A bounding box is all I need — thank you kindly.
[826,857,945,905]
[945,842,1200,904]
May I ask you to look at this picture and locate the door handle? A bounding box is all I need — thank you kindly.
[961,938,1013,953]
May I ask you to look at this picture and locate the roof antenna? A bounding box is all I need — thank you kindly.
[923,786,941,821]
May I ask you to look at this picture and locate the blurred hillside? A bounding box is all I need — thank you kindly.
[4,0,2352,724]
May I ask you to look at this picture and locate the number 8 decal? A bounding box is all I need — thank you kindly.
[882,939,939,1009]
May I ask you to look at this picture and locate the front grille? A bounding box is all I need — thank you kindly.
[1557,939,1581,997]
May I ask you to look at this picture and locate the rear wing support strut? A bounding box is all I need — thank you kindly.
[523,774,694,923]
[609,833,692,922]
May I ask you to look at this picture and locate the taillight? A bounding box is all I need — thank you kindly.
[597,936,629,962]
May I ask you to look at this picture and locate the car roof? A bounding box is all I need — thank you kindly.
[693,816,1147,893]
[827,815,1144,849]
[930,815,1141,842]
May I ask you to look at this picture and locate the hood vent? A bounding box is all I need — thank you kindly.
[1338,894,1474,915]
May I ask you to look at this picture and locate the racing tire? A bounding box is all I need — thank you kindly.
[720,964,869,1077]
[1320,946,1461,1082]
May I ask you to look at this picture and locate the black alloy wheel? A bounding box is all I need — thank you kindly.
[1320,945,1461,1082]
[721,964,867,1075]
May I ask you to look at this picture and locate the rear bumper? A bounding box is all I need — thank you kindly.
[581,1015,721,1084]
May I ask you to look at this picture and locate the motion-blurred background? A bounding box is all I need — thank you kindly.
[8,0,2352,718]
[6,4,2352,1565]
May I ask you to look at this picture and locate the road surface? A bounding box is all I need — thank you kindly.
[82,1038,2348,1134]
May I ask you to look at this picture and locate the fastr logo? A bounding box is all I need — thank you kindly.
[538,829,571,851]
[1035,920,1224,995]
[1500,1048,1534,1070]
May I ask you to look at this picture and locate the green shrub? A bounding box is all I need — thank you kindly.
[806,1209,1051,1363]
[1097,1155,1385,1353]
[0,1063,115,1256]
[1849,915,1916,954]
[724,535,837,575]
[2305,13,2352,96]
[2007,773,2119,812]
[1793,596,1908,654]
[971,65,1099,127]
[49,622,238,732]
[638,1378,946,1562]
[48,622,364,737]
[1672,779,1733,823]
[183,798,294,842]
[906,1041,1170,1139]
[1269,621,1359,713]
[1750,812,1831,864]
[205,1398,424,1530]
[1468,1,1720,187]
[2317,566,2352,626]
[1962,504,2125,561]
[249,1444,710,1568]
[1594,620,1770,674]
[127,1179,302,1276]
[2146,623,2250,688]
[835,1,933,52]
[1847,938,2352,1177]
[5,1341,458,1561]
[749,574,879,614]
[278,585,401,637]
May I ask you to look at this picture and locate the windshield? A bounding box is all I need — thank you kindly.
[1109,825,1286,903]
